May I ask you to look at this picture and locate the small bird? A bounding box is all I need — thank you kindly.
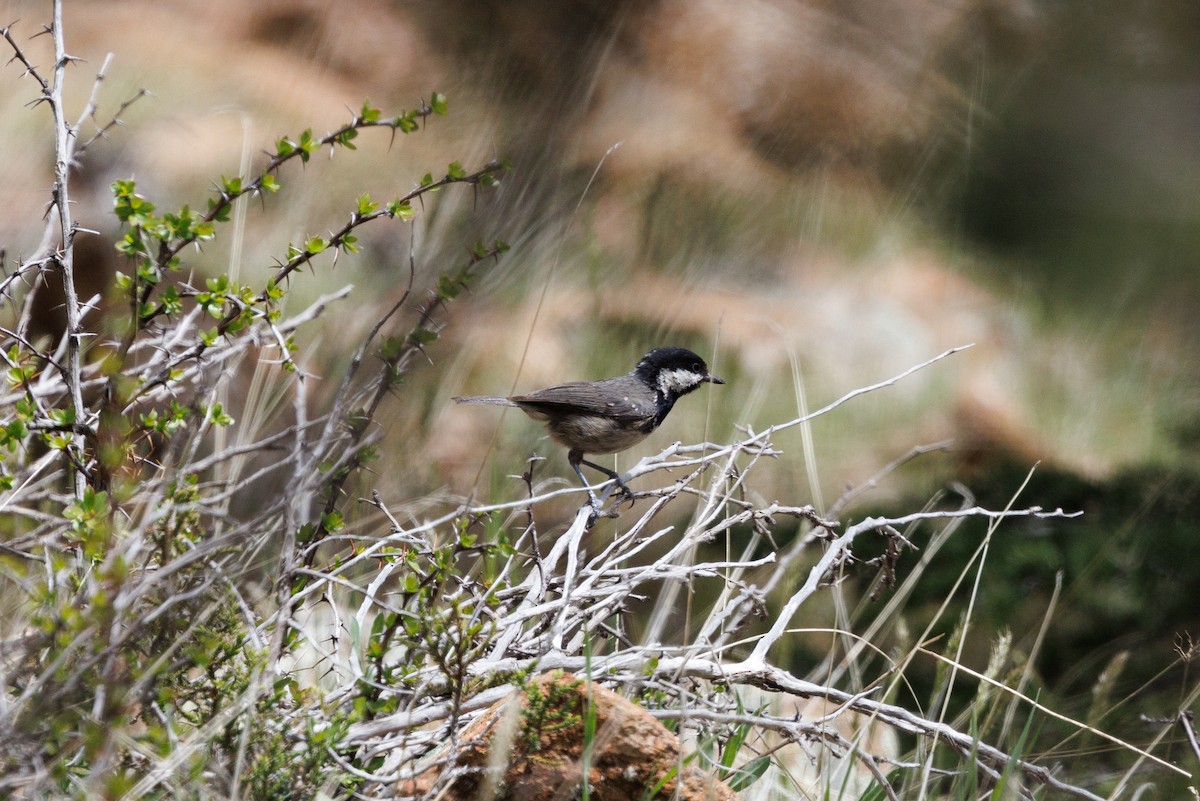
[454,346,724,515]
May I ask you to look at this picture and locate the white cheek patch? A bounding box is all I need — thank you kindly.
[657,368,703,396]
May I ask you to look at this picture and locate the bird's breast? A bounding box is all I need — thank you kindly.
[545,414,655,456]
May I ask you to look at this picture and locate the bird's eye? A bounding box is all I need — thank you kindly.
[692,362,702,372]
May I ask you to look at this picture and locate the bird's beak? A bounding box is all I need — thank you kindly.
[705,373,725,385]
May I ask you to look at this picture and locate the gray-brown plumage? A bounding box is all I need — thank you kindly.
[454,346,724,514]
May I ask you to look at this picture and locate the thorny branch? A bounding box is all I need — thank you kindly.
[2,13,147,497]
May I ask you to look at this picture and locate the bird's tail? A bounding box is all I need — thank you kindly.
[452,395,516,406]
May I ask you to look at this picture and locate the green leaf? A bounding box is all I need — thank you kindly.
[2,419,29,448]
[159,286,183,315]
[205,403,235,427]
[114,233,142,257]
[430,92,448,115]
[298,128,317,156]
[6,365,35,387]
[208,199,232,223]
[137,262,160,285]
[407,328,438,347]
[447,161,466,179]
[14,397,35,420]
[305,237,328,255]
[356,193,379,215]
[396,112,419,133]
[388,199,415,221]
[43,431,69,450]
[437,274,464,300]
[726,756,771,792]
[360,100,381,123]
[379,336,405,360]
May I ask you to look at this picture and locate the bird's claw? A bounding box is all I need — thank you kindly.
[611,476,636,507]
[583,492,604,525]
[584,494,621,527]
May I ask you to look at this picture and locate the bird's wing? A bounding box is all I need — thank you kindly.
[511,380,653,422]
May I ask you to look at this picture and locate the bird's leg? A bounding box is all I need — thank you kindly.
[569,450,605,519]
[579,457,636,506]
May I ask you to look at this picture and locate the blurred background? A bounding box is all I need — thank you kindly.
[3,0,1199,773]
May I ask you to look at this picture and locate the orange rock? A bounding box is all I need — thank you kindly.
[400,671,739,801]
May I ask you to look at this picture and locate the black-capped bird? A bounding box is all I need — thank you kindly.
[454,346,724,515]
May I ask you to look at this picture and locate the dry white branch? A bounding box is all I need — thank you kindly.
[305,348,1138,801]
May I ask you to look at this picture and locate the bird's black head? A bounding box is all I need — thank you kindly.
[633,346,725,402]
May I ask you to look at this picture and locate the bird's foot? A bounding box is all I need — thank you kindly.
[577,457,637,510]
[584,493,620,527]
[610,474,637,508]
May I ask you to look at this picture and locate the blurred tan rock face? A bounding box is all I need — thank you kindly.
[410,0,1036,184]
[579,0,996,179]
